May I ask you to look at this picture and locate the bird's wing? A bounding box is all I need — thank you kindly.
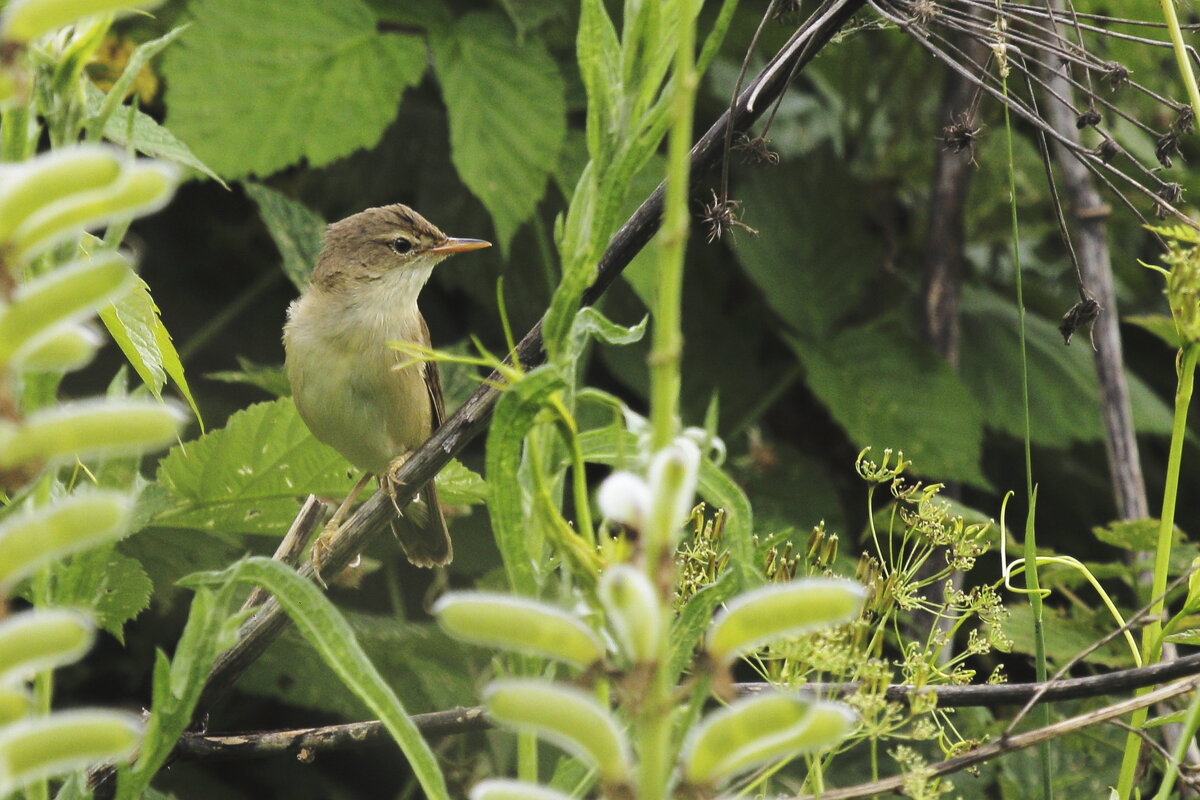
[419,313,446,430]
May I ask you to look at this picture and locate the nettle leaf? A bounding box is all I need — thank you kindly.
[244,183,325,292]
[733,159,883,341]
[99,273,201,426]
[151,397,481,534]
[959,288,1173,445]
[789,322,987,488]
[45,545,152,644]
[432,12,566,254]
[152,397,359,536]
[437,458,487,506]
[163,0,426,178]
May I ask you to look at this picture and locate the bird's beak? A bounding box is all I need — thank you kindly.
[428,238,491,255]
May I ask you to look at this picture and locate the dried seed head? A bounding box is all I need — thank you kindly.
[734,133,780,165]
[1102,62,1129,91]
[1075,107,1101,129]
[1058,296,1102,348]
[1154,183,1184,220]
[701,190,759,244]
[1175,105,1195,135]
[941,112,982,165]
[1155,131,1182,169]
[1094,137,1119,164]
[908,0,940,25]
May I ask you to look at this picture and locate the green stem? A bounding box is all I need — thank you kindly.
[1001,57,1052,800]
[554,400,595,547]
[647,0,698,454]
[1152,671,1200,800]
[1158,0,1200,120]
[1116,343,1198,798]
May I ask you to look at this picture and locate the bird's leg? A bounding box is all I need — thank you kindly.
[382,453,411,518]
[309,471,373,587]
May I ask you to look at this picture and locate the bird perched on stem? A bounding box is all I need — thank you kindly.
[283,204,490,567]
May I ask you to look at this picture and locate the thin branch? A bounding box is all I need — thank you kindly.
[174,655,1200,762]
[796,676,1200,800]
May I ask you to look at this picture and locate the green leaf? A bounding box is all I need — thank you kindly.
[959,288,1174,445]
[87,26,190,142]
[244,183,326,292]
[1125,313,1181,350]
[1092,518,1180,552]
[181,558,451,800]
[1165,628,1200,646]
[436,458,487,506]
[240,612,479,717]
[577,0,619,164]
[497,0,566,40]
[568,306,647,362]
[787,322,988,488]
[116,581,248,800]
[432,13,566,253]
[485,366,566,593]
[44,545,151,645]
[163,0,426,178]
[99,273,202,427]
[152,397,359,536]
[205,356,291,398]
[669,570,737,682]
[733,159,883,341]
[84,84,222,184]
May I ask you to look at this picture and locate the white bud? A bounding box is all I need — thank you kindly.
[596,471,650,530]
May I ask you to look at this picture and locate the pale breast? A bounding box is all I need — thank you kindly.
[284,292,433,475]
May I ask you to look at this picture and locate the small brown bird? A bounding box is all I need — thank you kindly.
[283,204,490,567]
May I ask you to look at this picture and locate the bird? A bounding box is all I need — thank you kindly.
[283,204,490,567]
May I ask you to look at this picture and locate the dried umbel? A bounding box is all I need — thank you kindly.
[1076,107,1101,129]
[941,112,982,164]
[1058,296,1102,348]
[701,190,759,243]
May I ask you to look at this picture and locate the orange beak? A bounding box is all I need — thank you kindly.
[428,237,491,255]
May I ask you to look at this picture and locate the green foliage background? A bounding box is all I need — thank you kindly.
[33,0,1200,796]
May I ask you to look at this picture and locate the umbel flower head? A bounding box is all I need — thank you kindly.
[1143,226,1200,347]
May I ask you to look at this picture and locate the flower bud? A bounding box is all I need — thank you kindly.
[0,490,132,590]
[682,694,855,786]
[598,565,663,663]
[0,710,142,795]
[11,162,178,261]
[596,471,650,530]
[1,0,165,43]
[469,779,573,800]
[0,609,94,682]
[0,399,186,471]
[432,593,604,669]
[706,578,865,663]
[645,438,700,541]
[0,252,132,367]
[0,147,122,239]
[484,679,630,783]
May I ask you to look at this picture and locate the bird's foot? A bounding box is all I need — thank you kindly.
[308,472,372,589]
[383,454,412,517]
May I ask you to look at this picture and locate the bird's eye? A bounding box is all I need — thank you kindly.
[390,237,413,255]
